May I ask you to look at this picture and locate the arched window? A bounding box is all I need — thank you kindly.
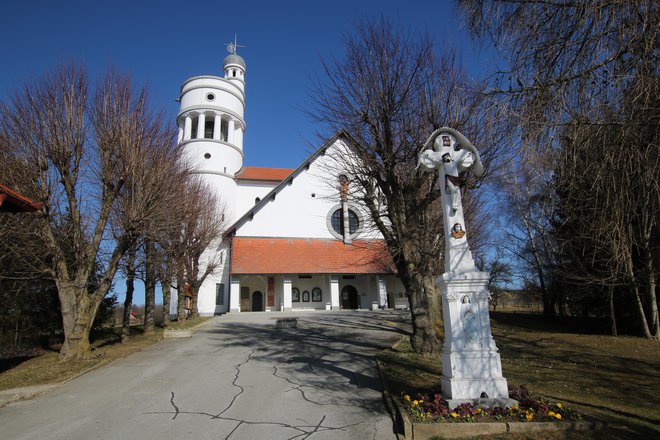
[330,208,359,236]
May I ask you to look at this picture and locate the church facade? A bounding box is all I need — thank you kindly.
[175,52,406,315]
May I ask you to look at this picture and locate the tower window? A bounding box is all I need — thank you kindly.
[204,153,211,159]
[221,119,229,142]
[204,118,214,139]
[255,197,261,204]
[206,93,215,101]
[190,118,198,139]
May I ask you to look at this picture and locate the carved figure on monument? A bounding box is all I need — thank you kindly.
[461,296,479,347]
[451,223,465,239]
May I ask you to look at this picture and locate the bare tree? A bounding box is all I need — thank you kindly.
[556,78,659,338]
[457,0,659,338]
[164,177,226,320]
[456,0,657,141]
[499,150,559,317]
[310,19,508,354]
[0,65,175,357]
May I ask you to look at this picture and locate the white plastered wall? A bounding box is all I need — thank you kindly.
[235,141,380,240]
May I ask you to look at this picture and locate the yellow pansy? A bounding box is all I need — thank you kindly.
[451,412,458,418]
[404,395,411,402]
[556,403,563,409]
[555,413,562,420]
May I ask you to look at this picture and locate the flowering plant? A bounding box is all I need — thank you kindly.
[401,386,580,423]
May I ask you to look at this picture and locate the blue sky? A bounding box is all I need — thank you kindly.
[0,0,496,169]
[1,0,500,304]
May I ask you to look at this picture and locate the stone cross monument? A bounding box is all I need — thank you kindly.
[419,128,515,407]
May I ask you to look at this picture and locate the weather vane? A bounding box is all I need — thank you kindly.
[226,34,246,55]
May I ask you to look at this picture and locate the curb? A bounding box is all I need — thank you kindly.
[0,329,170,409]
[384,391,605,439]
[0,358,111,409]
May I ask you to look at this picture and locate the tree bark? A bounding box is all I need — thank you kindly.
[627,253,652,339]
[190,283,200,319]
[608,287,617,337]
[176,271,186,321]
[641,244,659,339]
[403,272,440,355]
[58,283,103,358]
[121,246,137,342]
[143,240,156,334]
[161,280,171,327]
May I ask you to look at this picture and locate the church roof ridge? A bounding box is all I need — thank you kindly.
[223,130,357,238]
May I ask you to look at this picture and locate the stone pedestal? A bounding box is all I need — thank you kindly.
[438,271,516,408]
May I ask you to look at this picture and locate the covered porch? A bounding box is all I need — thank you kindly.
[228,237,405,312]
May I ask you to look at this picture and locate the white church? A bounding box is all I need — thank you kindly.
[175,51,406,315]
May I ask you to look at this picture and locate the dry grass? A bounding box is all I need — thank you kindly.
[379,311,660,439]
[0,316,212,392]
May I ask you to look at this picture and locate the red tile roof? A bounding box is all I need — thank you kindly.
[231,237,396,275]
[235,166,294,182]
[0,183,42,213]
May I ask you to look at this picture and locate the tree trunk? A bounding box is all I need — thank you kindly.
[122,246,137,342]
[143,240,156,334]
[404,273,440,355]
[627,252,652,338]
[190,284,200,319]
[58,284,102,359]
[641,245,659,339]
[176,272,186,321]
[608,287,617,337]
[161,280,171,327]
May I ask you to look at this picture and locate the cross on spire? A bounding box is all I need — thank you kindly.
[226,34,246,55]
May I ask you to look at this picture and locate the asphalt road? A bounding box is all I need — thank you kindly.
[0,310,410,440]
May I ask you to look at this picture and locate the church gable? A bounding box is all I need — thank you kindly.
[227,133,379,241]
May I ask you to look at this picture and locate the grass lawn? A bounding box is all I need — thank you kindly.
[379,311,660,440]
[0,316,211,392]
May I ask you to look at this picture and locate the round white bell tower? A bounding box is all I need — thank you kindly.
[176,51,247,221]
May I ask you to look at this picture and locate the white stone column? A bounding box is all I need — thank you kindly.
[184,115,192,140]
[196,113,205,139]
[236,126,244,150]
[228,119,235,144]
[177,125,184,144]
[377,276,388,309]
[330,276,340,309]
[438,271,514,407]
[283,277,292,311]
[213,114,221,140]
[229,278,241,313]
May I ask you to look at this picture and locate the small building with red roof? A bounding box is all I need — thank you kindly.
[0,183,42,213]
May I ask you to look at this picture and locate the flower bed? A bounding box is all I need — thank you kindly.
[401,386,581,424]
[383,385,604,439]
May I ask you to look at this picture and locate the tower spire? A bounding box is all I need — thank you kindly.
[226,34,246,55]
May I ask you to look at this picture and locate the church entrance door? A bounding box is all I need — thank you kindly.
[341,285,358,310]
[252,291,264,311]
